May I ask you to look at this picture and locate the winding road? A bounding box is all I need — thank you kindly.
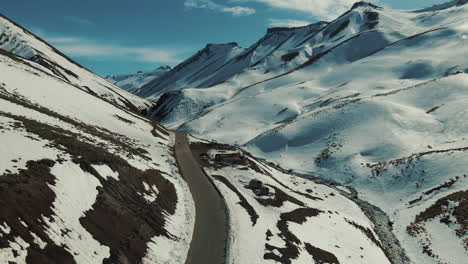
[174,131,227,264]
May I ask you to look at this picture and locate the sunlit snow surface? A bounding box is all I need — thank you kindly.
[0,14,152,111]
[105,66,172,94]
[156,2,468,263]
[0,29,194,264]
[201,151,391,264]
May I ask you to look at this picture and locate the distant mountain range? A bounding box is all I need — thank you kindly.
[111,1,468,263]
[0,1,467,263]
[105,65,172,93]
[0,9,400,264]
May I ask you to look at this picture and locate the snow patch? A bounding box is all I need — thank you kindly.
[43,162,110,264]
[92,164,119,181]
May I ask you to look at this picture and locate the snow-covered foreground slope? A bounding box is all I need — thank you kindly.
[149,2,468,263]
[105,66,172,94]
[189,138,404,264]
[0,48,194,263]
[0,14,152,112]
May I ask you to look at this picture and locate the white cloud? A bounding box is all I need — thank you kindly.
[223,6,256,16]
[268,19,311,28]
[234,0,381,21]
[122,47,183,63]
[185,0,256,16]
[47,37,182,64]
[185,0,222,9]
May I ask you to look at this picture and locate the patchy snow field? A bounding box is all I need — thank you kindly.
[0,25,194,263]
[191,141,395,264]
[147,2,468,263]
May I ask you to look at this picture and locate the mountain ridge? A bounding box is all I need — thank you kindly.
[0,26,401,263]
[105,65,172,93]
[0,13,152,112]
[1,1,467,263]
[138,2,468,263]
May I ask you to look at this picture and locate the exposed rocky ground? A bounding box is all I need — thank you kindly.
[1,1,467,264]
[128,1,468,263]
[0,21,194,263]
[188,137,397,264]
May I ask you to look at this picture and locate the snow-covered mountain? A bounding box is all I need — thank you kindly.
[189,137,408,264]
[137,21,330,101]
[105,65,172,93]
[146,1,468,263]
[0,23,401,264]
[137,42,246,100]
[0,11,413,264]
[2,1,468,263]
[0,13,152,112]
[0,15,195,263]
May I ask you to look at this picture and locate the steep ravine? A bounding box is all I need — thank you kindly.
[340,187,410,264]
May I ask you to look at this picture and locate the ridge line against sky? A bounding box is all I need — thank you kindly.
[0,0,448,76]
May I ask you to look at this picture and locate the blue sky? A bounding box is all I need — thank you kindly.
[0,0,447,76]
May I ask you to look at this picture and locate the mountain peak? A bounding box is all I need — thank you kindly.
[198,42,242,57]
[351,1,382,10]
[267,26,306,34]
[156,65,172,71]
[205,42,239,49]
[266,21,329,34]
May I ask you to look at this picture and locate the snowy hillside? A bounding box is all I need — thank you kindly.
[148,1,468,263]
[0,44,194,263]
[189,138,407,264]
[137,42,246,100]
[105,65,172,93]
[138,22,332,101]
[0,14,152,112]
[1,1,467,264]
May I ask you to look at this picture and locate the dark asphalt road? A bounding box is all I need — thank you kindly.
[174,131,227,264]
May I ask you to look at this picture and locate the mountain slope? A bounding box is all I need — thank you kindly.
[0,41,404,264]
[148,2,468,263]
[0,44,194,263]
[105,65,172,93]
[0,37,402,264]
[2,2,467,264]
[137,43,245,100]
[138,22,332,101]
[146,1,433,125]
[189,138,408,264]
[0,14,152,112]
